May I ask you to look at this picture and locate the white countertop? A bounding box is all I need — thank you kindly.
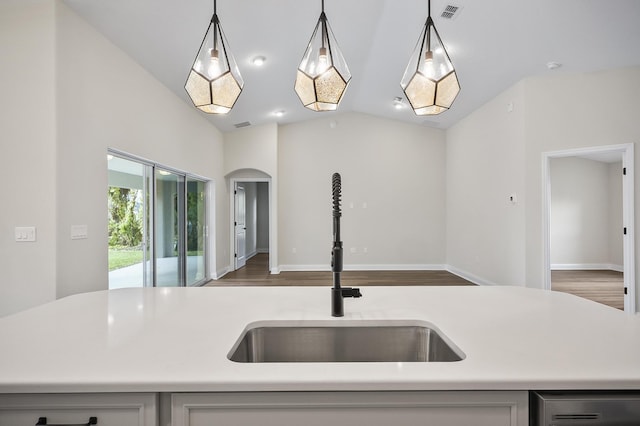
[0,286,639,393]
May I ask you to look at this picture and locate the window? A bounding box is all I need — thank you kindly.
[107,151,209,288]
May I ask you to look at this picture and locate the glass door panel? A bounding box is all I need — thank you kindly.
[155,169,185,287]
[107,155,151,289]
[142,167,154,287]
[187,179,207,286]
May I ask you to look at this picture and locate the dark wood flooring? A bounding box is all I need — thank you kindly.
[207,256,625,311]
[551,270,624,310]
[207,253,474,287]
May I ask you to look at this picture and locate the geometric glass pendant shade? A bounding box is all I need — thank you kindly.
[294,0,351,112]
[185,0,243,114]
[400,0,460,115]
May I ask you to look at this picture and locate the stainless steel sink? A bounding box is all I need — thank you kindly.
[228,321,465,363]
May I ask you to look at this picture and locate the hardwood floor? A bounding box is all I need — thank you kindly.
[551,270,624,310]
[207,256,625,310]
[207,253,475,287]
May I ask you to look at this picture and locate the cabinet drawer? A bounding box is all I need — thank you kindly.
[0,393,157,426]
[172,391,528,426]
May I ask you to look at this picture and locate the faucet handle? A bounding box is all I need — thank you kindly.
[342,287,362,298]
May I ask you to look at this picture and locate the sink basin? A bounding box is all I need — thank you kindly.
[228,321,464,363]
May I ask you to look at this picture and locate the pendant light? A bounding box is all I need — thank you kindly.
[185,0,243,114]
[294,0,351,112]
[401,0,460,115]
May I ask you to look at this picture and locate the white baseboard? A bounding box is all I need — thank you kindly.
[346,264,446,271]
[278,264,447,272]
[445,265,498,287]
[278,264,330,272]
[257,248,269,254]
[213,266,231,280]
[551,263,623,272]
[610,264,624,273]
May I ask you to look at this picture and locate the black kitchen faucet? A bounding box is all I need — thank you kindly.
[331,173,362,317]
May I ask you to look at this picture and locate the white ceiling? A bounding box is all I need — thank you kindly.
[62,0,640,133]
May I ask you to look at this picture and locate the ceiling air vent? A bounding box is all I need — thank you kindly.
[441,4,463,19]
[234,121,251,129]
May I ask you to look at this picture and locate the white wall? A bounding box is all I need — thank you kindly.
[550,157,621,269]
[278,113,447,270]
[256,182,270,252]
[54,2,226,298]
[523,68,640,312]
[238,181,269,257]
[224,123,278,272]
[445,67,640,312]
[0,0,57,316]
[224,123,278,178]
[0,2,227,315]
[238,182,258,258]
[446,82,527,286]
[3,2,639,315]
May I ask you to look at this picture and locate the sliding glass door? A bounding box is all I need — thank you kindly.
[107,155,152,289]
[155,169,185,287]
[108,152,209,289]
[187,178,207,286]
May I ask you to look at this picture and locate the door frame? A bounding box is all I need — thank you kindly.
[542,143,635,313]
[233,183,247,270]
[229,177,275,273]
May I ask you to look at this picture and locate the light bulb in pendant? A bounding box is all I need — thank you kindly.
[424,50,435,79]
[294,2,351,112]
[185,1,244,115]
[318,46,328,72]
[208,48,222,79]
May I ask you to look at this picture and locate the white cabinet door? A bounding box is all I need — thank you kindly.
[0,393,157,426]
[172,391,528,426]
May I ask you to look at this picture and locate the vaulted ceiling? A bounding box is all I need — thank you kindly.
[62,0,640,133]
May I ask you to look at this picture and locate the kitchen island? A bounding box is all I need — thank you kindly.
[1,286,639,425]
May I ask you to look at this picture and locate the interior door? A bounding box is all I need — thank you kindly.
[235,184,247,270]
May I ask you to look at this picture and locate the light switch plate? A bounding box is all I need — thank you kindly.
[71,225,88,240]
[15,226,36,242]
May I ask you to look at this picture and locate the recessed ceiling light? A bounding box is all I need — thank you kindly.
[546,61,562,70]
[274,110,286,117]
[252,56,266,66]
[393,97,405,110]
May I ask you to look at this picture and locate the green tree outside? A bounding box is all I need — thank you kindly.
[108,187,143,270]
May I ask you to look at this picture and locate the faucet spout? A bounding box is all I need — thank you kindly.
[331,173,361,317]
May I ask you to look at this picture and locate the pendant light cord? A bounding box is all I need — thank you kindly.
[212,0,218,50]
[320,0,327,51]
[426,0,432,52]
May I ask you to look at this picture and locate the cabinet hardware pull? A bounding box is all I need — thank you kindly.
[36,417,97,426]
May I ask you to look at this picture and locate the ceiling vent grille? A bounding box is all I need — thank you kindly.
[234,121,251,128]
[441,4,462,19]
